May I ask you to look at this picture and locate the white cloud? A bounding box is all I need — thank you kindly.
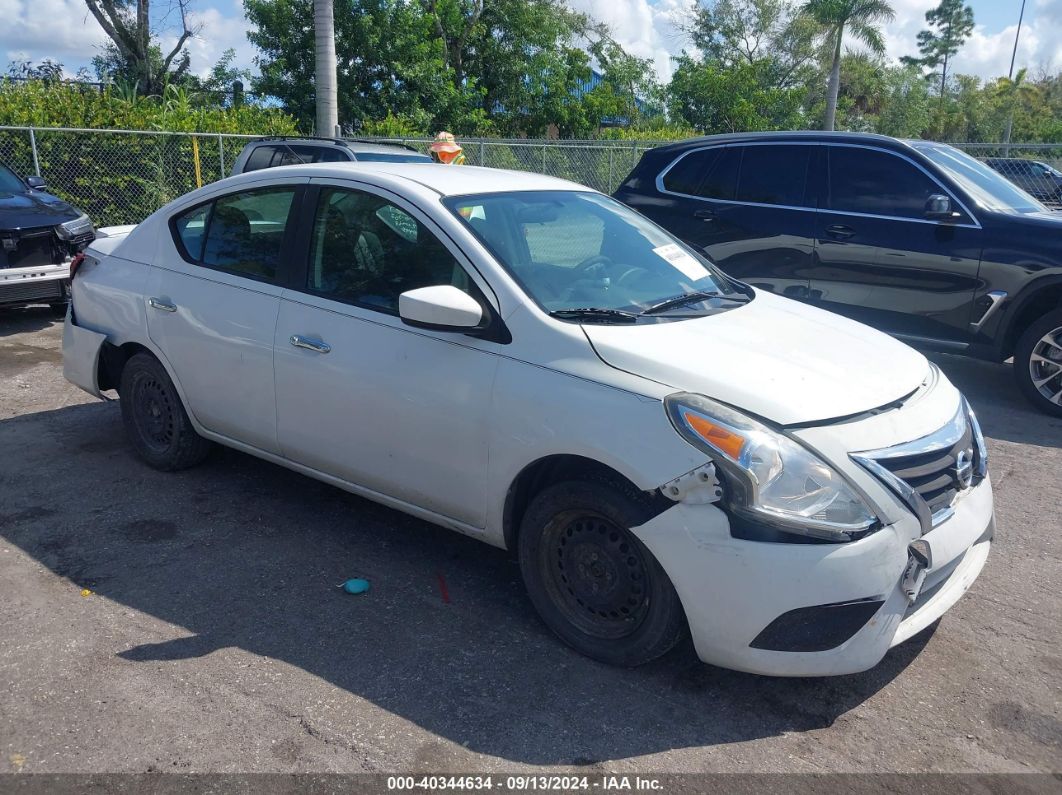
[0,0,108,74]
[566,0,695,82]
[570,0,1060,84]
[864,0,1058,81]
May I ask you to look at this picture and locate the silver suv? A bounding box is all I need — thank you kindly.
[230,137,431,176]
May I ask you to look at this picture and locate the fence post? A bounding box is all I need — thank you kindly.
[28,127,41,177]
[479,139,485,167]
[542,142,547,173]
[218,134,226,176]
[608,147,614,193]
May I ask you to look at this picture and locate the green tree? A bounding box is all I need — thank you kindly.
[668,55,807,133]
[901,0,974,127]
[246,0,612,136]
[83,0,196,95]
[801,0,895,131]
[690,0,823,90]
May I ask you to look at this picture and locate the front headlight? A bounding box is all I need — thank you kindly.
[664,393,879,542]
[56,213,93,241]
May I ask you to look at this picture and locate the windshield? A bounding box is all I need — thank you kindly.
[445,190,744,318]
[0,165,26,193]
[916,143,1045,214]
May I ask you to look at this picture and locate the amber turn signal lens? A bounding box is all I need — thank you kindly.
[682,410,746,461]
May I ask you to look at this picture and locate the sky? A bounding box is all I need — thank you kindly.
[0,0,1058,88]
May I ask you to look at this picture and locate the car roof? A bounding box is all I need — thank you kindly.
[649,130,920,154]
[229,162,591,198]
[249,137,420,155]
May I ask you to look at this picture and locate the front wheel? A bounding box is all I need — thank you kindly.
[119,352,213,470]
[1014,308,1062,416]
[518,480,687,666]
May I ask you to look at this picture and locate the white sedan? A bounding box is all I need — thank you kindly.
[63,163,994,676]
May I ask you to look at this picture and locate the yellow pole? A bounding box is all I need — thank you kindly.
[191,136,203,188]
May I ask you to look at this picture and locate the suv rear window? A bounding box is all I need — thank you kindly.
[243,143,350,172]
[735,145,812,207]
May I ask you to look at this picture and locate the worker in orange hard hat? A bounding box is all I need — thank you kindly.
[429,131,466,165]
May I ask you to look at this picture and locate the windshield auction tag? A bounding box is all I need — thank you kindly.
[653,244,709,282]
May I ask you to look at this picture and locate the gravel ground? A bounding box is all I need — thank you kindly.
[0,305,1060,775]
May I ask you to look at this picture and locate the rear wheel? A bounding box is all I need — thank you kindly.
[518,480,687,666]
[1014,308,1062,417]
[119,352,212,470]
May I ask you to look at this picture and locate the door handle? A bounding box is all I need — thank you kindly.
[693,208,716,221]
[148,297,177,313]
[290,335,331,354]
[825,224,855,240]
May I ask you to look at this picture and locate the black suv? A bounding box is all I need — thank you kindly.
[615,132,1062,416]
[230,136,431,175]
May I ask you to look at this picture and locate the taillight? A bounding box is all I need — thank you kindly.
[69,252,86,279]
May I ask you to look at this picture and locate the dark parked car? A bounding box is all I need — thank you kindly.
[230,136,432,175]
[615,132,1062,416]
[984,157,1062,205]
[0,164,94,313]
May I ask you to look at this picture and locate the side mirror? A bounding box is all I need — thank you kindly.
[924,193,956,221]
[25,175,47,190]
[399,285,484,332]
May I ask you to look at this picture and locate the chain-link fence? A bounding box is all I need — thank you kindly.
[951,143,1062,208]
[1,125,1059,227]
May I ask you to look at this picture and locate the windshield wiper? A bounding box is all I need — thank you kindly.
[641,290,749,316]
[548,307,638,323]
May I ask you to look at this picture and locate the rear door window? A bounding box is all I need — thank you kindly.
[735,145,813,207]
[827,147,946,220]
[172,187,298,283]
[698,147,742,201]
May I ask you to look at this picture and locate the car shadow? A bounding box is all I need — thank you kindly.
[0,401,936,765]
[0,304,63,337]
[927,353,1062,449]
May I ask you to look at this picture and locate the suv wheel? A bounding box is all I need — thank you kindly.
[1014,308,1062,416]
[119,352,213,470]
[518,480,687,666]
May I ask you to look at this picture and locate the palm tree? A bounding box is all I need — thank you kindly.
[314,0,339,136]
[803,0,896,131]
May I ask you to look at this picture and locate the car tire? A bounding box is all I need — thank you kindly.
[1014,308,1062,417]
[119,352,213,470]
[518,479,687,666]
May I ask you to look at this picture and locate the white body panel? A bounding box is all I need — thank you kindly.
[61,162,996,676]
[584,289,929,426]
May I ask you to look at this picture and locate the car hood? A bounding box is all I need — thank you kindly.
[582,290,929,426]
[0,190,80,230]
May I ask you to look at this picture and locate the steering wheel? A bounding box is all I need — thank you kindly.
[573,254,613,276]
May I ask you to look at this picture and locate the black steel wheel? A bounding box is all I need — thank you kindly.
[540,510,651,639]
[119,352,212,470]
[518,480,687,666]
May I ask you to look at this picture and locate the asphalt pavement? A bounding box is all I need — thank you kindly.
[1,306,1059,775]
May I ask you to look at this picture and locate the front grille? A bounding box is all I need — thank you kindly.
[851,401,986,535]
[875,423,973,516]
[0,232,56,269]
[0,279,64,305]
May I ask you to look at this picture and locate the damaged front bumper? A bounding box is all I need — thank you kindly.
[632,477,992,676]
[0,261,70,308]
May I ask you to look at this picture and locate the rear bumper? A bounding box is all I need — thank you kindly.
[632,476,993,677]
[0,262,70,307]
